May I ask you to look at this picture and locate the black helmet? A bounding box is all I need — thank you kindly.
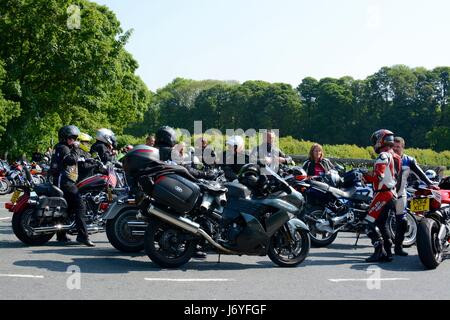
[155,126,177,148]
[58,125,80,142]
[238,163,261,189]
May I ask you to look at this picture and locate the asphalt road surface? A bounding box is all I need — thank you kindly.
[1,194,450,300]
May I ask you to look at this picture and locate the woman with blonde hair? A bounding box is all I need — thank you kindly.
[302,143,335,176]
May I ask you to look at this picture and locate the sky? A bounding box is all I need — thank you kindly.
[93,0,450,92]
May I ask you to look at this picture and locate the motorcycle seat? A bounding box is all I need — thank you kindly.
[34,183,64,197]
[309,180,331,192]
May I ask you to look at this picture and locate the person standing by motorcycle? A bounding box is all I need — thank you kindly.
[302,143,335,177]
[362,129,401,262]
[90,128,117,164]
[392,136,437,256]
[50,125,94,246]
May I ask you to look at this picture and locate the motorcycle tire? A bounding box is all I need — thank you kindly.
[303,207,338,247]
[0,178,12,195]
[387,212,417,247]
[144,219,197,268]
[268,227,310,267]
[106,209,145,253]
[416,218,443,270]
[12,209,54,245]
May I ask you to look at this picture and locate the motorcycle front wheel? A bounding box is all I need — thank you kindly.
[416,218,444,269]
[268,225,310,267]
[144,219,197,268]
[0,178,12,195]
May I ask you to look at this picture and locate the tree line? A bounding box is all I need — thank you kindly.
[1,0,449,160]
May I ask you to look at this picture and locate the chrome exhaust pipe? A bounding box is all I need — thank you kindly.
[127,221,148,228]
[147,206,238,254]
[200,194,214,213]
[32,222,76,234]
[131,230,145,236]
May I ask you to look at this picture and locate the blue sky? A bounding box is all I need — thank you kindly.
[93,0,450,91]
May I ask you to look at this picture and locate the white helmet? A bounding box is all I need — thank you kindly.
[226,135,244,151]
[96,128,116,146]
[425,169,437,180]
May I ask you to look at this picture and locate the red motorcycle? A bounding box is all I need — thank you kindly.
[409,184,450,269]
[6,162,119,245]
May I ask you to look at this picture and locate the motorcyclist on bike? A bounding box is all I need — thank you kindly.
[219,135,250,182]
[155,126,217,180]
[392,136,438,256]
[250,130,292,168]
[90,128,117,164]
[77,133,104,182]
[362,129,401,262]
[50,125,94,246]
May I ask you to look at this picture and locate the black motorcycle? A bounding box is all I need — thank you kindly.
[131,163,310,268]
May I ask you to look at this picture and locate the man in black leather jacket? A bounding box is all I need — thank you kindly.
[50,125,94,246]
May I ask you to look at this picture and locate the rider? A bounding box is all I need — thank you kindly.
[250,130,292,168]
[50,125,94,246]
[362,129,401,263]
[392,136,437,256]
[77,133,102,182]
[154,126,217,180]
[220,135,250,182]
[90,128,117,164]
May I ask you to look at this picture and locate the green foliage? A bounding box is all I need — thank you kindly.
[0,0,152,158]
[116,134,146,148]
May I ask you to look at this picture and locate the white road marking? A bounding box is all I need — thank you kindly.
[0,217,11,220]
[0,274,44,279]
[144,278,234,282]
[329,278,410,282]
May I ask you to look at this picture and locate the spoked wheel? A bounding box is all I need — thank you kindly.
[416,218,445,269]
[304,208,338,247]
[268,225,310,267]
[387,212,417,247]
[12,209,54,245]
[0,178,12,195]
[144,219,197,268]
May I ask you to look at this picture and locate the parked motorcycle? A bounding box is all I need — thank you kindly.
[291,168,417,248]
[409,184,450,269]
[0,160,12,195]
[124,152,310,268]
[6,161,120,245]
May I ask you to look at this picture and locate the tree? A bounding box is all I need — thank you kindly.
[0,0,152,157]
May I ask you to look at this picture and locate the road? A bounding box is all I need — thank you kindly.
[1,193,449,300]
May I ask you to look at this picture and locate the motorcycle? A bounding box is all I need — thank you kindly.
[291,168,417,248]
[132,163,310,268]
[409,184,450,269]
[0,160,12,195]
[6,161,120,245]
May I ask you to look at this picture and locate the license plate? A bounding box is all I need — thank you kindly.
[410,198,430,212]
[10,190,21,203]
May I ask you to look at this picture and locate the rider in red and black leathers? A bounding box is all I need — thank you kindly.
[362,129,401,262]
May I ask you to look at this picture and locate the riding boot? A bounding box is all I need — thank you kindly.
[365,222,387,263]
[56,231,71,243]
[377,218,393,262]
[394,216,409,256]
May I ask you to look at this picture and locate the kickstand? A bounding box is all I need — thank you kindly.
[217,254,221,264]
[354,233,360,248]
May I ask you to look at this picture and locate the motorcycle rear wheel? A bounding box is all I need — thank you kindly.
[12,209,55,245]
[268,226,310,267]
[144,219,197,268]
